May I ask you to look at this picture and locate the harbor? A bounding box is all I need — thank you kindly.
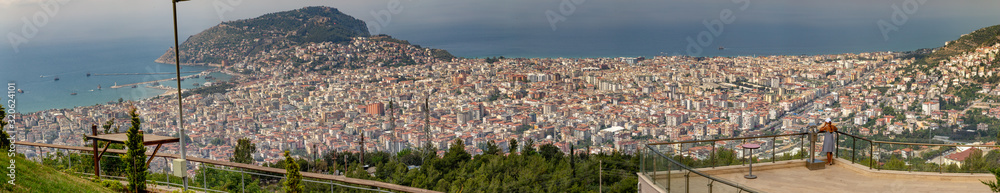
[110,71,209,89]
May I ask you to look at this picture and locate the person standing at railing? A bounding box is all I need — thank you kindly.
[819,118,838,165]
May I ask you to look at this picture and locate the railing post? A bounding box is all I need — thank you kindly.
[851,137,856,164]
[708,180,714,193]
[741,139,746,166]
[666,159,670,192]
[203,164,207,191]
[835,131,839,159]
[685,171,690,193]
[91,125,100,180]
[711,143,716,168]
[800,134,804,159]
[242,169,246,193]
[771,136,776,163]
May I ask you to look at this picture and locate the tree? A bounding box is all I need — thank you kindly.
[982,167,1000,192]
[283,151,304,193]
[440,138,471,170]
[0,104,9,152]
[231,138,257,164]
[483,140,500,155]
[539,143,562,160]
[123,107,147,193]
[509,138,518,154]
[522,138,537,156]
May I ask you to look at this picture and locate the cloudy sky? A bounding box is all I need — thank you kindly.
[2,0,999,56]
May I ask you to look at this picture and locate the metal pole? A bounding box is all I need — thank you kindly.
[870,141,874,170]
[203,164,207,190]
[835,132,839,159]
[851,137,856,164]
[91,125,99,180]
[242,169,245,193]
[171,0,189,191]
[771,136,776,163]
[710,143,715,168]
[684,171,690,193]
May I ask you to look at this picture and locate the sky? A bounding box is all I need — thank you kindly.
[2,0,999,56]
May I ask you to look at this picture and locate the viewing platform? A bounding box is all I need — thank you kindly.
[638,130,999,193]
[639,158,993,193]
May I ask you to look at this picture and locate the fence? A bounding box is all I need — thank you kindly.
[18,141,437,193]
[641,129,1000,192]
[835,131,998,174]
[640,132,810,192]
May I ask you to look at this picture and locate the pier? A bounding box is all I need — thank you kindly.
[93,71,201,76]
[110,73,201,89]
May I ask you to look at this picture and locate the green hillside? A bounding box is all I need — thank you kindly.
[0,152,115,193]
[909,24,1000,72]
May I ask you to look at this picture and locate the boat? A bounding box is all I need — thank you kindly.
[86,72,91,77]
[193,83,200,86]
[98,84,101,90]
[131,85,138,88]
[16,89,23,93]
[718,46,725,50]
[54,77,59,81]
[70,93,77,95]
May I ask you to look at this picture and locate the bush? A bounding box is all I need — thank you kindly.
[99,180,126,192]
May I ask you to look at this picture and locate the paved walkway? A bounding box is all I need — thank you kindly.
[706,159,994,193]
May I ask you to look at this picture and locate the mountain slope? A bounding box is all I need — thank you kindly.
[916,24,1000,69]
[156,6,370,65]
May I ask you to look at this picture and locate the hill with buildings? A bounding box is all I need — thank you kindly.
[155,6,370,65]
[908,24,1000,73]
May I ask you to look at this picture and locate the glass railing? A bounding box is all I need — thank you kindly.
[641,132,810,192]
[835,131,998,174]
[642,145,762,193]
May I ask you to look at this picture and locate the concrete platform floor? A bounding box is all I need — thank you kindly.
[704,158,995,193]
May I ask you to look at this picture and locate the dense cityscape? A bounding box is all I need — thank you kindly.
[12,31,999,170]
[3,3,1000,192]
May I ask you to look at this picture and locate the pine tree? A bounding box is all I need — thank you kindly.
[0,104,9,152]
[484,140,500,155]
[231,138,257,164]
[283,150,304,193]
[509,138,518,154]
[123,107,147,193]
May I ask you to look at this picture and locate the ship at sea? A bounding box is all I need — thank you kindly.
[86,72,91,77]
[98,84,101,90]
[70,92,77,95]
[54,77,60,81]
[16,89,23,93]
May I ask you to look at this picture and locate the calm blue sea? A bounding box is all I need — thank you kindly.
[0,38,229,113]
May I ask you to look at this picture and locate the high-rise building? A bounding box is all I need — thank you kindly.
[367,102,385,116]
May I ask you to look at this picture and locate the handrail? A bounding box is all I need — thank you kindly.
[645,145,761,193]
[837,131,999,147]
[834,131,871,142]
[14,141,441,193]
[646,132,808,146]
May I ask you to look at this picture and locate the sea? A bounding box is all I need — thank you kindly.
[0,38,231,113]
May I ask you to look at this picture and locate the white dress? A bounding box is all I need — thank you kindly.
[821,132,835,153]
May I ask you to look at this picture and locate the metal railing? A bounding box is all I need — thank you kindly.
[834,131,999,174]
[21,142,432,193]
[641,132,810,192]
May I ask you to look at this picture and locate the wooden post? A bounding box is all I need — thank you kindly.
[91,124,100,179]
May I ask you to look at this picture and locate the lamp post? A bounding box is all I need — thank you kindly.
[171,0,190,191]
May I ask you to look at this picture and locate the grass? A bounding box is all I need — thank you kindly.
[0,152,116,193]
